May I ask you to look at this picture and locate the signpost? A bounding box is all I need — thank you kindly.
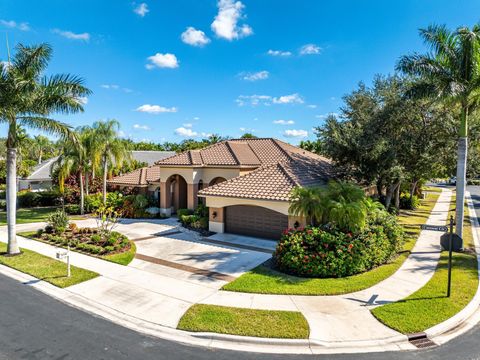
[420,217,454,297]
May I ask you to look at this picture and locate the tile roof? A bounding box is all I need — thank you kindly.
[24,157,59,180]
[108,165,161,186]
[155,138,326,167]
[198,153,334,202]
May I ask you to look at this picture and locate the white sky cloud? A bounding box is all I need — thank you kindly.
[133,3,149,17]
[267,49,291,57]
[146,53,179,69]
[211,0,253,40]
[183,123,193,128]
[181,27,210,47]
[300,43,321,55]
[101,84,119,89]
[52,29,90,41]
[272,93,304,104]
[273,119,295,125]
[193,116,200,120]
[307,104,317,109]
[0,19,29,31]
[133,124,150,130]
[316,112,339,119]
[136,104,178,114]
[283,129,308,138]
[241,70,269,81]
[175,127,198,137]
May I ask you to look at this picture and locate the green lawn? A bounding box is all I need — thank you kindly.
[177,304,310,339]
[18,231,136,266]
[0,207,86,225]
[0,242,98,288]
[222,191,441,296]
[371,192,478,334]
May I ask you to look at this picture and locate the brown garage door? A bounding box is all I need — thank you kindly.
[225,205,288,240]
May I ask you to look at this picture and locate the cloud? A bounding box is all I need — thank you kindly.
[283,129,308,138]
[52,29,90,41]
[267,49,291,57]
[236,93,304,106]
[181,27,210,47]
[241,70,269,81]
[315,112,339,119]
[193,116,200,120]
[133,124,150,130]
[101,84,120,89]
[146,53,179,69]
[0,19,29,31]
[136,104,178,114]
[211,0,253,40]
[272,93,304,104]
[307,104,317,109]
[300,43,321,55]
[133,3,149,17]
[273,119,295,125]
[175,127,198,137]
[183,123,193,128]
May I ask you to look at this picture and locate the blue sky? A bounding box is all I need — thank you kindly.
[1,0,480,144]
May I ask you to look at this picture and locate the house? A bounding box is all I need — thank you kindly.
[108,138,335,240]
[130,151,176,166]
[18,157,58,191]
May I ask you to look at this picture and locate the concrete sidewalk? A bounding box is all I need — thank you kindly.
[0,187,466,354]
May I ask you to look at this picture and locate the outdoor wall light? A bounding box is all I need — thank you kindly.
[212,211,217,219]
[294,221,300,229]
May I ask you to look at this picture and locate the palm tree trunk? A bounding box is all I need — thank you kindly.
[455,106,468,246]
[79,172,85,215]
[102,159,107,205]
[6,147,20,255]
[85,171,89,196]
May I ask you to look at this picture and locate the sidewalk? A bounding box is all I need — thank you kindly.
[1,187,477,354]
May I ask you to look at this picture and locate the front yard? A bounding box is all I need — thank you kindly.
[223,190,441,295]
[0,207,84,225]
[0,242,98,288]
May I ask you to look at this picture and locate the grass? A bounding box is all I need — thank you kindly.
[0,242,98,288]
[18,231,137,266]
[371,192,478,334]
[177,304,310,339]
[0,207,85,225]
[222,191,441,296]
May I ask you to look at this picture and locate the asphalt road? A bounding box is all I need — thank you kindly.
[1,187,480,360]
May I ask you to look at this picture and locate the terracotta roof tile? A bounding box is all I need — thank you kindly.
[198,154,334,201]
[108,165,161,186]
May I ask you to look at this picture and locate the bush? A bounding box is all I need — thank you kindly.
[467,179,480,186]
[0,199,6,210]
[194,204,209,218]
[274,211,404,278]
[47,210,69,233]
[191,217,208,230]
[399,193,420,210]
[18,191,41,208]
[177,208,193,218]
[38,191,61,206]
[64,204,81,215]
[85,193,103,213]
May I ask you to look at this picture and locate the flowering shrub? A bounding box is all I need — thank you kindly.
[274,211,404,278]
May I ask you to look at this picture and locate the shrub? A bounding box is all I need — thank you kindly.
[0,199,6,210]
[191,217,208,230]
[36,228,44,237]
[91,234,102,244]
[47,210,69,233]
[467,179,480,186]
[399,193,420,210]
[275,210,404,278]
[85,193,103,213]
[177,208,193,218]
[38,191,61,206]
[18,191,41,208]
[104,245,115,253]
[194,204,209,218]
[64,204,80,215]
[0,191,5,200]
[181,214,199,226]
[44,225,54,234]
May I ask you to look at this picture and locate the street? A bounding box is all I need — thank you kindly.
[0,187,479,360]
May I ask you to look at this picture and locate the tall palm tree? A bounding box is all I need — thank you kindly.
[32,134,53,164]
[289,187,323,226]
[397,24,480,242]
[93,119,130,204]
[78,125,101,195]
[0,43,90,254]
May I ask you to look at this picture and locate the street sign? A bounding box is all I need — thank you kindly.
[420,224,448,232]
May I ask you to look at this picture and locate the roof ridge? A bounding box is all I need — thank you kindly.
[225,141,241,165]
[276,161,300,187]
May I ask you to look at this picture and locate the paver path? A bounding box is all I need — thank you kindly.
[0,188,452,343]
[200,188,453,342]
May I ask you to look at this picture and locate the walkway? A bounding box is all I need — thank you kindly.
[0,188,452,347]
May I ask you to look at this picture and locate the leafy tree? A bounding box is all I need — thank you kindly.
[289,187,323,226]
[0,43,90,254]
[240,133,257,139]
[397,23,480,240]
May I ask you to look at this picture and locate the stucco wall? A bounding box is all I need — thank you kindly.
[204,196,290,215]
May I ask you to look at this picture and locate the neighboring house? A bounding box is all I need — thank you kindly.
[130,151,176,166]
[108,138,335,240]
[18,156,58,191]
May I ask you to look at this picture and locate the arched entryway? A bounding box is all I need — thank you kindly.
[209,177,227,186]
[165,174,188,213]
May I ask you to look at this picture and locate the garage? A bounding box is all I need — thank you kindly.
[225,205,288,240]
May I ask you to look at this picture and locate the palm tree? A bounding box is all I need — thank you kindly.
[397,24,480,242]
[0,43,90,254]
[93,120,130,204]
[32,135,53,164]
[289,187,323,226]
[79,126,101,196]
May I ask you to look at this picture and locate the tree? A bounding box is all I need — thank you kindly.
[289,187,323,226]
[397,23,480,241]
[240,133,257,139]
[0,43,90,254]
[32,135,53,164]
[93,119,130,204]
